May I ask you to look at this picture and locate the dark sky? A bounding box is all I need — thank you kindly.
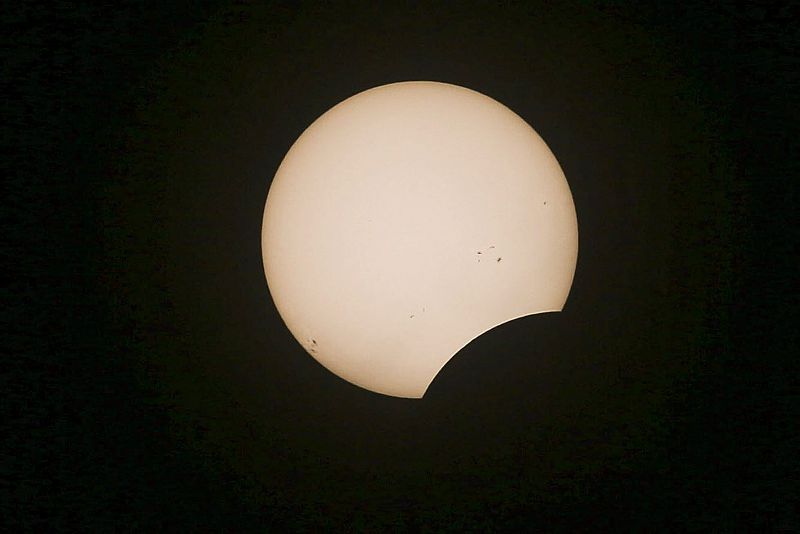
[7,1,797,530]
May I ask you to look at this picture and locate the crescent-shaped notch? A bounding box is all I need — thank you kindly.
[262,81,578,398]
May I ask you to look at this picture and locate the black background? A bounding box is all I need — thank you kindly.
[6,1,797,530]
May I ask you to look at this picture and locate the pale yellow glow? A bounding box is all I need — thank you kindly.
[262,81,578,398]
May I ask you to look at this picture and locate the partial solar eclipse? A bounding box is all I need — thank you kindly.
[262,81,578,398]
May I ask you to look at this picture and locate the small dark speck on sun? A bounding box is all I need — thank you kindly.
[497,257,502,262]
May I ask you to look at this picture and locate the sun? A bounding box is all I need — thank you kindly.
[262,81,578,398]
